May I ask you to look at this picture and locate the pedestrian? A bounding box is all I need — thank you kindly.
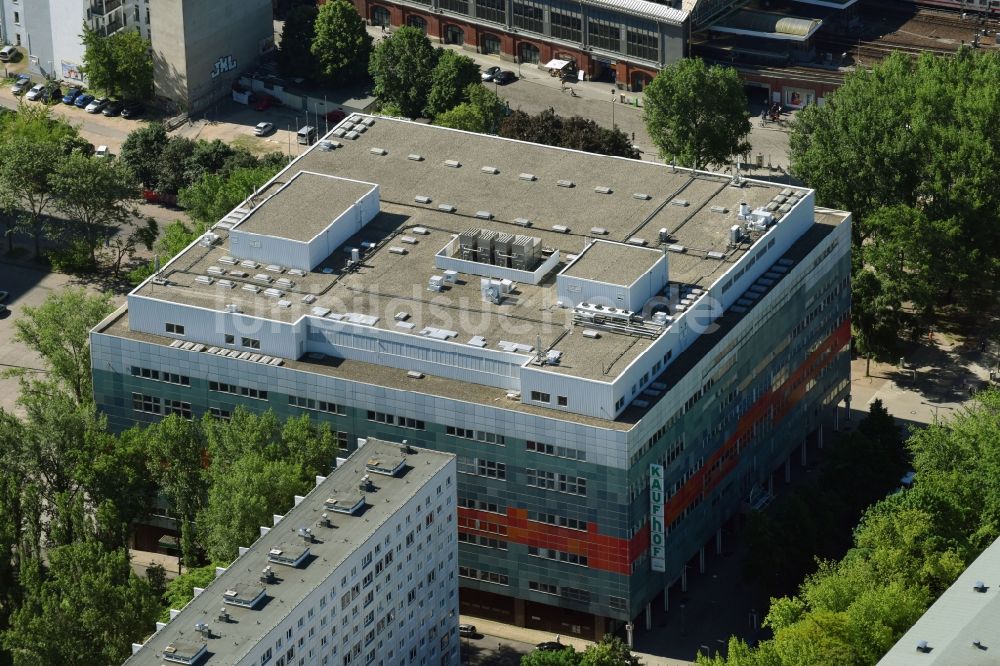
[381,24,386,34]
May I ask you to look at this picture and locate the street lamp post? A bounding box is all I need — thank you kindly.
[610,88,616,129]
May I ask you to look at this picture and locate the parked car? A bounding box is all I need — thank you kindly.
[254,93,278,111]
[62,86,83,104]
[253,121,275,136]
[10,75,30,95]
[325,108,346,124]
[120,102,145,119]
[40,84,62,103]
[95,145,111,159]
[0,45,18,62]
[481,66,501,82]
[102,100,125,116]
[494,70,517,85]
[74,93,95,109]
[85,97,110,113]
[458,624,477,638]
[25,83,46,101]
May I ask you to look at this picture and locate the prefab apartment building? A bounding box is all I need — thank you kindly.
[91,116,852,640]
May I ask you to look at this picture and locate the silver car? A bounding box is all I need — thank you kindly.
[25,83,46,101]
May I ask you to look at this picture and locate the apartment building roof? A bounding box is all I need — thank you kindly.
[124,439,454,665]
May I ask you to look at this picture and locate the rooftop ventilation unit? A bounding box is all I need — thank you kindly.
[408,154,424,161]
[707,250,725,260]
[341,122,355,132]
[671,199,689,207]
[974,580,988,593]
[263,288,283,298]
[475,211,493,220]
[225,303,241,313]
[254,274,272,283]
[729,225,742,247]
[400,236,417,244]
[916,640,930,653]
[277,300,292,309]
[551,224,569,233]
[412,227,430,235]
[345,130,360,140]
[481,166,499,174]
[519,173,536,181]
[217,279,235,289]
[229,270,248,278]
[388,246,407,255]
[241,284,261,293]
[332,129,346,138]
[627,237,647,246]
[513,218,532,227]
[438,204,456,213]
[317,140,337,151]
[207,265,225,275]
[556,179,575,188]
[407,370,424,379]
[360,116,375,126]
[594,186,612,194]
[311,306,331,317]
[274,277,294,289]
[370,147,387,155]
[444,159,461,168]
[591,227,608,235]
[467,335,487,347]
[219,256,237,265]
[414,195,432,204]
[633,192,652,200]
[711,205,729,214]
[240,260,259,269]
[428,275,445,292]
[582,329,600,339]
[265,264,283,273]
[301,294,316,304]
[195,275,214,285]
[667,244,686,253]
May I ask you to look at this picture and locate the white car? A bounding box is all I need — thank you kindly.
[85,97,110,113]
[481,66,501,81]
[25,83,46,101]
[253,122,275,136]
[95,145,111,159]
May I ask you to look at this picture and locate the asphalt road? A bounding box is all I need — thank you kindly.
[461,632,534,666]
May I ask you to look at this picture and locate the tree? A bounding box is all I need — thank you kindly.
[369,27,438,118]
[3,542,159,666]
[520,646,579,666]
[184,139,237,185]
[178,164,282,227]
[499,108,639,158]
[280,413,339,481]
[104,217,158,279]
[643,58,751,169]
[158,563,217,621]
[278,5,319,80]
[0,137,62,259]
[49,154,140,265]
[119,123,168,189]
[81,26,153,100]
[310,0,372,85]
[155,137,197,196]
[851,269,901,376]
[425,51,482,118]
[435,84,509,134]
[579,635,642,666]
[197,452,309,563]
[12,288,112,404]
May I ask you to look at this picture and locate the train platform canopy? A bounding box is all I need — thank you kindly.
[710,10,823,41]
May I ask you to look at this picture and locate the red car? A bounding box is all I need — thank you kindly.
[326,108,346,124]
[254,93,279,111]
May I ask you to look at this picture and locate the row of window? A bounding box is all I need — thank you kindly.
[209,381,268,400]
[526,511,587,532]
[446,426,505,445]
[529,391,568,406]
[526,440,586,461]
[289,395,347,415]
[368,411,425,430]
[457,457,507,480]
[527,546,588,567]
[457,517,507,535]
[458,566,509,586]
[130,366,190,386]
[528,581,591,603]
[459,498,506,514]
[526,469,587,496]
[458,532,507,550]
[132,393,191,419]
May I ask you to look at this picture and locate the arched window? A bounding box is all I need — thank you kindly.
[518,42,540,64]
[445,25,465,45]
[406,15,427,33]
[481,33,501,55]
[371,6,391,27]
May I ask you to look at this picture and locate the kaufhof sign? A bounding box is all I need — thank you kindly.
[650,464,665,571]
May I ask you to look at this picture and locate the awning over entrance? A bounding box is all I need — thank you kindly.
[710,10,823,41]
[544,59,572,70]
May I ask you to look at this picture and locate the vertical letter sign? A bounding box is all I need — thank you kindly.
[650,464,666,571]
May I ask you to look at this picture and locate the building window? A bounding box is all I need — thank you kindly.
[165,322,185,335]
[208,407,232,421]
[164,399,192,419]
[132,393,161,415]
[528,546,588,567]
[609,596,627,612]
[131,366,189,385]
[367,411,394,425]
[512,1,544,33]
[239,386,268,400]
[440,0,469,13]
[560,586,591,603]
[626,27,658,61]
[224,334,235,344]
[550,11,581,42]
[13,11,19,24]
[481,33,501,55]
[241,337,261,349]
[526,469,586,495]
[529,390,550,403]
[527,511,587,531]
[528,581,558,595]
[459,498,505,514]
[458,533,507,550]
[557,396,568,406]
[588,18,620,53]
[458,566,509,586]
[457,457,505,480]
[336,431,351,452]
[525,440,586,461]
[209,381,238,395]
[476,0,505,24]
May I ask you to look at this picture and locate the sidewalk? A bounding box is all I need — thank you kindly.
[460,614,694,665]
[130,549,186,580]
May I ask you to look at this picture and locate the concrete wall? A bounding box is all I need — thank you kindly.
[152,0,273,111]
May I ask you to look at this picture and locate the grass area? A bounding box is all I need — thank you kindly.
[230,134,273,156]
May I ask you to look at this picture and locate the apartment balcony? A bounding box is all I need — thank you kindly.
[101,16,125,37]
[89,0,123,18]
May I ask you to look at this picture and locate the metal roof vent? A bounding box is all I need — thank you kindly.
[475,211,493,220]
[594,186,612,194]
[556,179,575,188]
[707,250,725,260]
[916,640,930,653]
[369,147,387,156]
[408,154,424,161]
[671,198,689,207]
[513,217,532,227]
[633,192,652,200]
[591,227,608,235]
[519,173,537,181]
[711,205,728,214]
[414,195,432,204]
[667,244,686,253]
[438,204,456,213]
[481,166,499,174]
[627,237,647,246]
[974,580,988,593]
[345,131,360,140]
[444,159,461,168]
[551,224,569,233]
